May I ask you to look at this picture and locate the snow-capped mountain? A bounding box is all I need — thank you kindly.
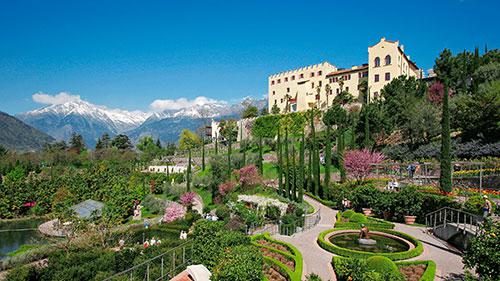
[17,97,266,148]
[16,100,150,147]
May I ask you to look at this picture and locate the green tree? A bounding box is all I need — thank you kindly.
[137,136,162,162]
[277,127,283,196]
[463,219,500,280]
[258,136,263,175]
[111,134,133,150]
[0,145,8,157]
[219,120,238,179]
[179,129,202,191]
[435,49,453,193]
[241,105,259,119]
[284,127,290,199]
[69,133,85,153]
[95,133,111,150]
[260,106,268,116]
[271,103,280,114]
[324,105,349,182]
[297,130,305,202]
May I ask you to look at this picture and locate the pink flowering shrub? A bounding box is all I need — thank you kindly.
[344,149,385,181]
[180,192,196,207]
[162,202,186,223]
[218,181,237,196]
[428,81,452,104]
[235,164,262,190]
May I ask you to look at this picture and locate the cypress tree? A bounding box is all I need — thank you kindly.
[215,133,218,155]
[291,141,297,201]
[324,126,332,191]
[187,149,192,191]
[277,128,283,196]
[284,127,290,199]
[201,135,206,171]
[240,124,245,168]
[298,130,305,203]
[440,81,452,193]
[338,132,347,183]
[310,110,320,195]
[227,138,232,180]
[258,136,264,175]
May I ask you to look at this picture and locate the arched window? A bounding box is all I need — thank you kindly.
[374,57,380,67]
[385,55,391,65]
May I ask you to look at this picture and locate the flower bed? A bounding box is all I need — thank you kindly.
[252,233,303,281]
[332,256,436,281]
[318,228,423,261]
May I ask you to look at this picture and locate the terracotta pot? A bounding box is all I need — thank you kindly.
[404,215,417,225]
[362,208,372,216]
[383,211,393,221]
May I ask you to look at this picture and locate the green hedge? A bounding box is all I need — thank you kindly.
[396,260,436,281]
[335,211,395,229]
[317,228,423,261]
[252,233,303,281]
[305,192,336,208]
[332,256,436,281]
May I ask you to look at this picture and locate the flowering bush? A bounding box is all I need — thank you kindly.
[344,149,385,181]
[218,181,237,196]
[162,202,186,223]
[427,81,452,104]
[235,164,262,190]
[180,192,196,207]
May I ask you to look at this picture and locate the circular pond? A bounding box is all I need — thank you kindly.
[329,232,410,253]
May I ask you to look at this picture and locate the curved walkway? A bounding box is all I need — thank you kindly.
[272,195,338,281]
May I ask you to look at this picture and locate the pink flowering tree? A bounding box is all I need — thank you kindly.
[235,164,262,190]
[218,181,237,197]
[428,81,452,104]
[344,149,385,181]
[180,192,196,210]
[162,202,186,223]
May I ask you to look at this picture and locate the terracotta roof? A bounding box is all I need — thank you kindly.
[326,65,368,77]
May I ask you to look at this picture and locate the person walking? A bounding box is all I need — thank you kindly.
[483,195,493,218]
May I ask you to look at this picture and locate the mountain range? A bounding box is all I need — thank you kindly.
[15,98,265,148]
[0,111,55,151]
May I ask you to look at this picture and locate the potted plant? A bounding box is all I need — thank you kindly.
[395,186,423,224]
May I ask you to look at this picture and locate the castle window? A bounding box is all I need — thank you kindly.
[277,79,281,84]
[310,72,315,77]
[345,86,349,92]
[274,100,277,104]
[336,88,340,94]
[272,91,275,95]
[318,70,322,76]
[374,57,380,67]
[300,73,304,79]
[271,80,275,85]
[285,77,288,82]
[385,72,391,81]
[291,75,295,80]
[374,74,379,82]
[287,87,290,93]
[281,98,284,103]
[311,82,314,89]
[319,81,322,87]
[385,55,391,65]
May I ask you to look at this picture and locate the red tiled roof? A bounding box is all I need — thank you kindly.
[326,65,368,77]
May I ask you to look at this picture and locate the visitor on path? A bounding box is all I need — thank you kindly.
[118,237,125,249]
[342,198,349,211]
[483,195,493,218]
[407,164,416,179]
[151,237,157,246]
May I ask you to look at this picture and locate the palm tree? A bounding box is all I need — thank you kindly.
[325,84,331,108]
[338,77,345,92]
[284,93,292,113]
[316,85,322,109]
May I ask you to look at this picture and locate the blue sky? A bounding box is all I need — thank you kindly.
[0,0,499,115]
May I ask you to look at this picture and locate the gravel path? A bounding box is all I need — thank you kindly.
[272,195,338,281]
[394,223,465,280]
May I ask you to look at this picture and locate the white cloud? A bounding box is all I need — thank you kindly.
[32,92,81,105]
[150,96,224,111]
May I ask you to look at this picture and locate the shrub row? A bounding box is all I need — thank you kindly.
[335,212,395,229]
[317,228,423,261]
[251,233,303,281]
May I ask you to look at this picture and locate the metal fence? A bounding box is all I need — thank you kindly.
[103,242,193,281]
[246,208,321,236]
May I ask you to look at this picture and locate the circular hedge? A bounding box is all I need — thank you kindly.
[342,210,355,218]
[349,213,367,223]
[317,228,423,261]
[365,256,398,275]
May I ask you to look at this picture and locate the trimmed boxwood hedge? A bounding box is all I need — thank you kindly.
[252,233,303,281]
[305,192,337,208]
[335,212,395,229]
[317,228,423,261]
[332,256,436,281]
[396,260,436,281]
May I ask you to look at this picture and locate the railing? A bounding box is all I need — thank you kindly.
[103,242,193,281]
[425,207,483,236]
[246,208,321,236]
